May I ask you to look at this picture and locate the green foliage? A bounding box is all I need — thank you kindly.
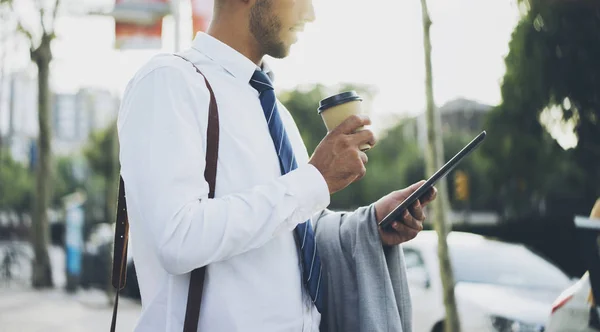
[84,123,117,179]
[82,173,107,224]
[83,122,119,223]
[0,151,89,212]
[443,133,496,211]
[280,85,494,211]
[0,149,33,212]
[51,155,85,208]
[360,120,425,201]
[280,83,404,210]
[328,122,426,211]
[279,84,329,155]
[483,0,600,217]
[279,83,379,156]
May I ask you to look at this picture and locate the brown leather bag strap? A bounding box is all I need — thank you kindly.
[110,54,219,332]
[110,176,129,332]
[177,54,220,332]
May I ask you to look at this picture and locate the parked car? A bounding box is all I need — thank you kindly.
[404,231,573,332]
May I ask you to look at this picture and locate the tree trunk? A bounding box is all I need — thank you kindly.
[31,36,54,289]
[0,45,6,150]
[419,0,461,331]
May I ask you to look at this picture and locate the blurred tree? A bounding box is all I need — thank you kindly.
[0,19,7,150]
[83,121,119,302]
[280,83,496,214]
[0,1,14,150]
[279,83,385,210]
[84,122,121,228]
[279,84,329,155]
[279,83,378,156]
[51,155,85,208]
[7,0,61,288]
[85,123,118,181]
[443,132,496,212]
[357,120,425,208]
[419,0,461,331]
[104,122,119,305]
[483,0,600,218]
[0,149,33,213]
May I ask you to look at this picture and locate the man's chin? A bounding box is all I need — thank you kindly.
[267,44,292,59]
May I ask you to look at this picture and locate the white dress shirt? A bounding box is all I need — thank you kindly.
[117,32,331,331]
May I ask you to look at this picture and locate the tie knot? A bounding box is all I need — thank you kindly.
[250,70,274,93]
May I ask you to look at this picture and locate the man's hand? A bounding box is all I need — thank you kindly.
[309,115,377,194]
[374,181,438,246]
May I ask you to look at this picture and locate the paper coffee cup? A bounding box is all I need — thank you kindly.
[318,91,371,151]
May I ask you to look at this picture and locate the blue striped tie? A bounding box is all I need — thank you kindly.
[250,70,323,312]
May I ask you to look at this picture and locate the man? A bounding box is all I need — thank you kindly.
[117,0,437,331]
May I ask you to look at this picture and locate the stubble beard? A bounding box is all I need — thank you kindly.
[249,0,288,59]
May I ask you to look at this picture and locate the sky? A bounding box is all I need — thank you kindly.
[8,0,567,144]
[6,0,521,112]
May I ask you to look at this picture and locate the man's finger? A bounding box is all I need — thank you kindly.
[392,221,421,239]
[420,187,437,207]
[407,180,426,193]
[332,115,371,135]
[387,180,427,202]
[401,209,423,231]
[408,200,425,221]
[350,129,377,148]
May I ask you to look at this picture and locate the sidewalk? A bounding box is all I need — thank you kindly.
[0,287,141,332]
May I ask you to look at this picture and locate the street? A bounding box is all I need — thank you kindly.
[0,287,141,332]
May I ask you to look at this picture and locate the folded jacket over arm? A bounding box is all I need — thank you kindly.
[314,205,413,332]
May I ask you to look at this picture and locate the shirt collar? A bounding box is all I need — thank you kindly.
[261,61,275,82]
[191,32,275,84]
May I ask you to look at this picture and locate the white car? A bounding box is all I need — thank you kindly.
[404,231,573,332]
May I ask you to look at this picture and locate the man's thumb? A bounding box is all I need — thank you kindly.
[407,180,427,193]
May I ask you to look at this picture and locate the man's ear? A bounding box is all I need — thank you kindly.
[216,0,255,12]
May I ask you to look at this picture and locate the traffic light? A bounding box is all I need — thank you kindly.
[454,170,469,201]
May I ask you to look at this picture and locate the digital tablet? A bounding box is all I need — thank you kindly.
[378,130,487,230]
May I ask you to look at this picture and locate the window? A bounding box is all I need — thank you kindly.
[405,248,430,288]
[404,248,425,269]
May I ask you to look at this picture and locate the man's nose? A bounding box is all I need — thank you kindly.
[304,1,316,23]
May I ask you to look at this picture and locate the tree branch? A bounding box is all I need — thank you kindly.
[52,0,60,21]
[47,0,61,37]
[7,0,35,44]
[32,0,48,34]
[40,7,47,35]
[17,21,34,44]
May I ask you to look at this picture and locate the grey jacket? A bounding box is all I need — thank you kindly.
[314,205,412,332]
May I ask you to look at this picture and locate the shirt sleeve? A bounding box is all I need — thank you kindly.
[118,63,331,275]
